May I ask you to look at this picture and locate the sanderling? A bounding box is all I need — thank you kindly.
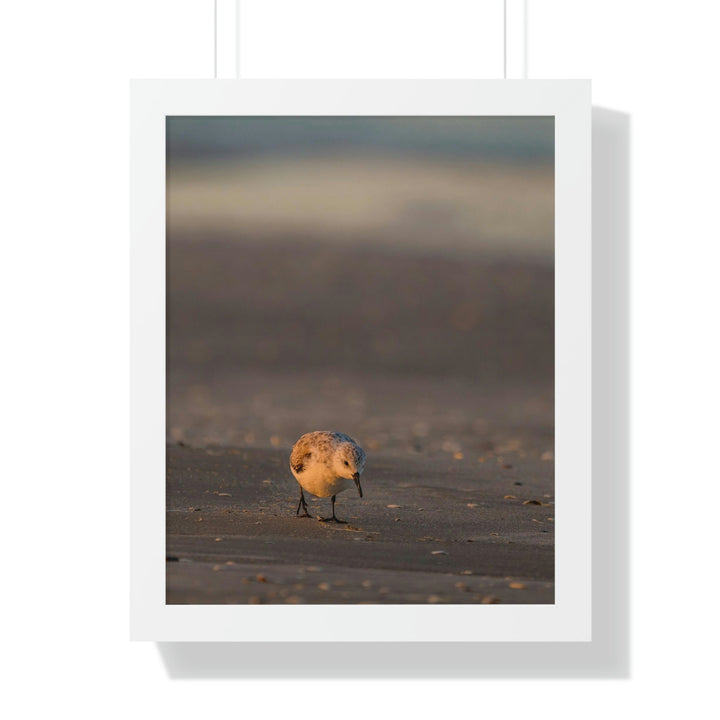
[289,431,366,523]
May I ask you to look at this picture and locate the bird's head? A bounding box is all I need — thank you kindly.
[334,442,366,497]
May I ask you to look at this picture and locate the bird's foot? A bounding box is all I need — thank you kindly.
[318,516,347,524]
[297,510,313,519]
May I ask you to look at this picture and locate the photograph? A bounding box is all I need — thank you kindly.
[165,115,555,605]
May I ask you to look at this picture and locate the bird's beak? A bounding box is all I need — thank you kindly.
[353,472,363,498]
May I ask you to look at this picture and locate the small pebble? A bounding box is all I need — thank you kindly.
[386,504,401,509]
[431,550,448,556]
[318,582,330,591]
[256,574,267,583]
[509,582,526,589]
[504,495,516,500]
[523,500,542,505]
[427,595,443,603]
[481,596,501,604]
[248,596,261,605]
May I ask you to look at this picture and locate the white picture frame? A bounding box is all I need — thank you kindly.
[130,79,591,642]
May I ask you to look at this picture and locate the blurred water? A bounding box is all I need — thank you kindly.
[167,116,554,164]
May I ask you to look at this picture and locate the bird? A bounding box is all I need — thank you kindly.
[289,431,366,523]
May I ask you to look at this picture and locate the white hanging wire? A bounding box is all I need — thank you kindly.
[523,0,528,79]
[504,0,507,79]
[505,0,528,80]
[214,1,519,81]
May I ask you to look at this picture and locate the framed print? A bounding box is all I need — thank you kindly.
[130,80,591,641]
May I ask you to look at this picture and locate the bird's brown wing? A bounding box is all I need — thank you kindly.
[290,435,315,474]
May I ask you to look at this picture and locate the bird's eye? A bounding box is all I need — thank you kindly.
[344,461,349,466]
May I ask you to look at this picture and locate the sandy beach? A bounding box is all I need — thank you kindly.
[166,235,555,604]
[166,440,554,605]
[165,120,555,605]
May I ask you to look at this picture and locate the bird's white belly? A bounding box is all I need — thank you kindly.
[294,464,352,498]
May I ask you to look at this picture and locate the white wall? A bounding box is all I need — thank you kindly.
[3,1,718,717]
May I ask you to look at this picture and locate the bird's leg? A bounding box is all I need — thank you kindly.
[331,495,344,523]
[296,487,312,518]
[319,495,347,524]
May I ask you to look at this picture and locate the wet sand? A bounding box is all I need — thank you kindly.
[166,442,554,604]
[166,235,554,604]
